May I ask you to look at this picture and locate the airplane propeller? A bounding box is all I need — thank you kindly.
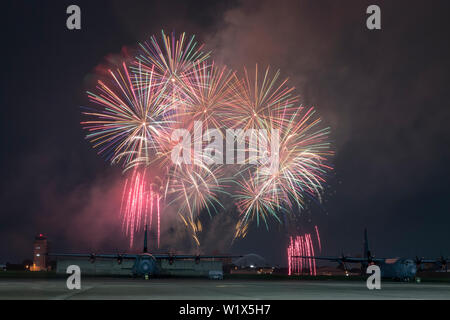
[414,256,423,265]
[413,256,449,271]
[367,250,373,264]
[338,251,347,261]
[439,256,448,272]
[337,252,349,272]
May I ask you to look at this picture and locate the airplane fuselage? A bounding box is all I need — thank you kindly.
[132,253,159,277]
[373,258,417,281]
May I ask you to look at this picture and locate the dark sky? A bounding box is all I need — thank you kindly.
[1,0,450,265]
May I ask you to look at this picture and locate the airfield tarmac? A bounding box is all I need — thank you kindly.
[1,278,450,300]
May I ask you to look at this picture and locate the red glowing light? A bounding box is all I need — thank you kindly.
[287,226,321,276]
[121,168,162,248]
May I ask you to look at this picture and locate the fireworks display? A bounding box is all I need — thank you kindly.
[135,31,210,87]
[82,62,173,169]
[179,61,236,130]
[287,226,322,276]
[224,65,298,131]
[81,30,333,248]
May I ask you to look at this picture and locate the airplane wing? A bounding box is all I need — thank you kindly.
[153,254,242,260]
[416,258,450,264]
[419,259,441,263]
[48,253,138,259]
[292,256,386,263]
[49,253,241,260]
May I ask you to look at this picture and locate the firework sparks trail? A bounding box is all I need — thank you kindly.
[178,61,237,131]
[166,164,229,239]
[287,226,321,276]
[233,104,332,235]
[121,168,162,247]
[135,31,210,91]
[157,193,160,248]
[315,225,321,252]
[82,62,174,170]
[224,65,299,131]
[234,171,284,230]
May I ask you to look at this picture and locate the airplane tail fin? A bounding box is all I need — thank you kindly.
[364,228,371,259]
[143,225,148,253]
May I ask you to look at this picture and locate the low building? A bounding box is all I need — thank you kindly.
[233,253,268,269]
[230,253,275,275]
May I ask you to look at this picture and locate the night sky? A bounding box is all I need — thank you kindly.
[1,0,450,265]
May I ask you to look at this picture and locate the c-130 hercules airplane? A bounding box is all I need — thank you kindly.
[295,228,449,281]
[50,225,241,278]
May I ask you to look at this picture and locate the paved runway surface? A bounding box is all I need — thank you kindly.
[1,278,449,299]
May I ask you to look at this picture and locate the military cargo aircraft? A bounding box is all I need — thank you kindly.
[294,228,449,281]
[50,225,241,278]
